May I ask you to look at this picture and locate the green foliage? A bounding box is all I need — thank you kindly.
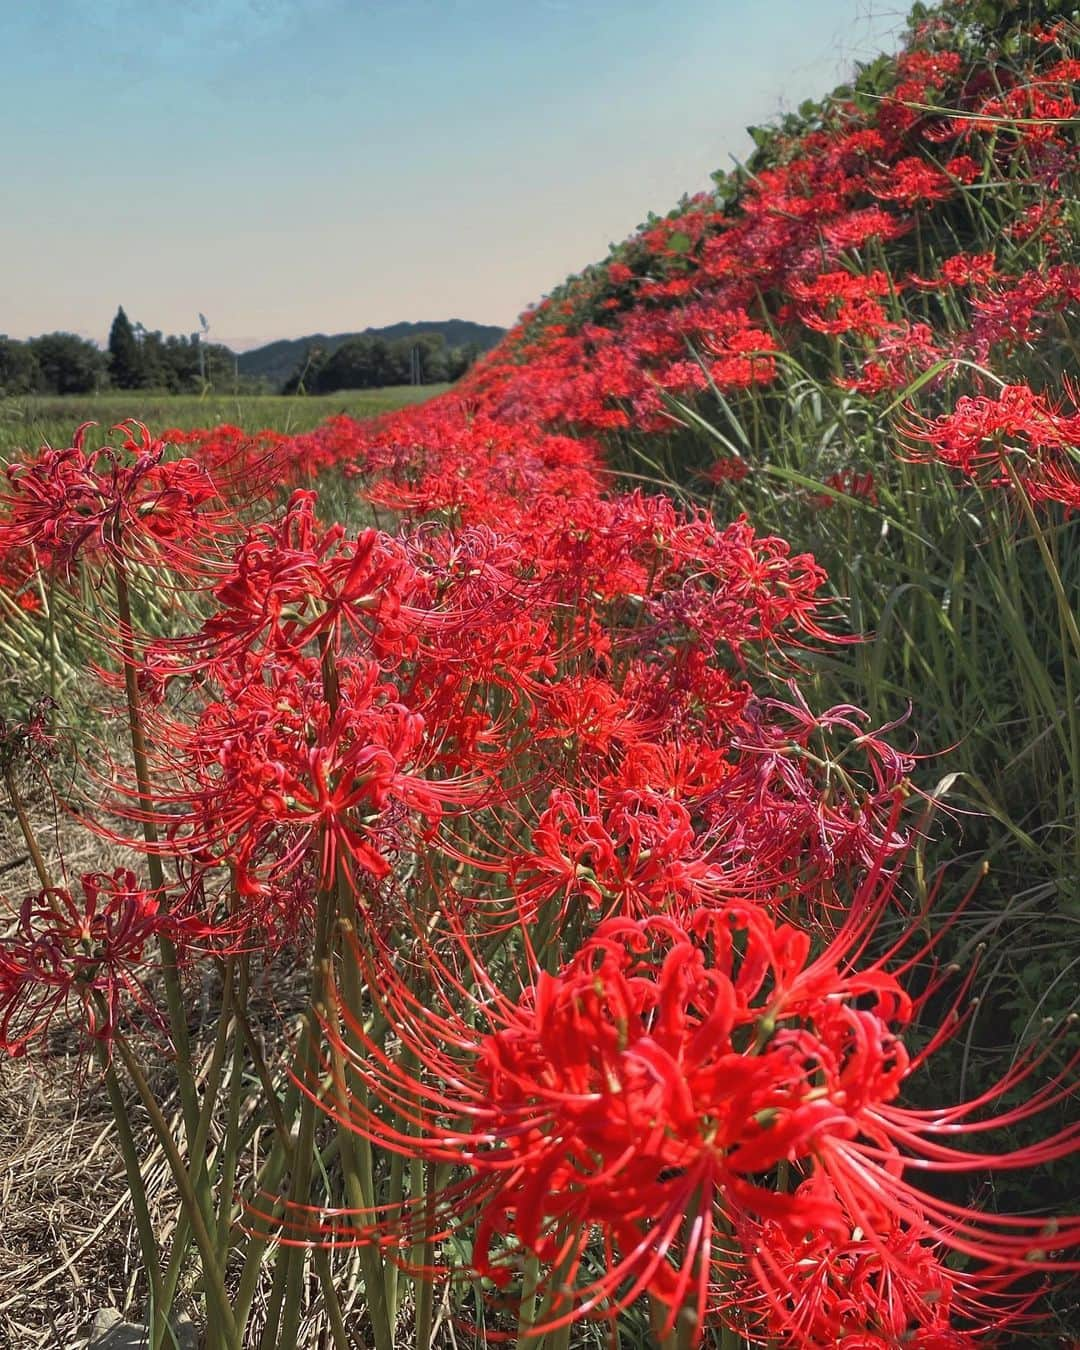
[107,305,143,389]
[0,386,447,464]
[282,331,479,394]
[0,336,40,396]
[239,320,505,389]
[24,332,106,394]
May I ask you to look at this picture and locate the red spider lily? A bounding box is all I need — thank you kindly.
[911,252,999,291]
[809,470,879,509]
[136,652,460,901]
[870,156,978,207]
[821,207,911,254]
[0,869,187,1052]
[703,328,780,389]
[700,456,749,486]
[705,691,916,887]
[281,883,1080,1342]
[788,271,894,338]
[968,264,1080,355]
[199,489,425,663]
[1007,200,1065,246]
[735,1198,1043,1347]
[1028,454,1080,513]
[902,383,1080,485]
[499,786,740,930]
[837,320,942,396]
[530,674,654,758]
[0,421,225,576]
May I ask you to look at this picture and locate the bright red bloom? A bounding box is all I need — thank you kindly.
[903,383,1080,485]
[298,889,1080,1342]
[200,489,423,662]
[810,470,879,509]
[788,271,894,337]
[0,870,181,1052]
[736,1202,1041,1347]
[145,653,454,902]
[0,421,223,575]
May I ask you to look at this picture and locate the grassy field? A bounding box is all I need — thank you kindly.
[0,385,448,460]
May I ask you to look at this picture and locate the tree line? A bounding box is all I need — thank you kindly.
[282,332,480,394]
[0,308,240,397]
[1,308,485,398]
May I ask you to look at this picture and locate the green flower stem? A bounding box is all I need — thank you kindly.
[112,1030,241,1350]
[515,1251,543,1347]
[411,1159,435,1350]
[216,954,250,1269]
[268,882,337,1350]
[325,947,395,1350]
[112,554,200,1152]
[312,1248,353,1350]
[154,958,238,1350]
[100,1042,166,1327]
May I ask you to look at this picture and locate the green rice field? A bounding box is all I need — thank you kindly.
[0,386,448,460]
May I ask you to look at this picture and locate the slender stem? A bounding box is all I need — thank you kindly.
[112,554,200,1150]
[112,1031,241,1350]
[4,765,54,893]
[411,1157,435,1350]
[182,958,237,1350]
[272,889,336,1349]
[313,1248,352,1350]
[326,967,396,1350]
[154,1221,192,1350]
[233,1103,295,1334]
[216,953,249,1267]
[515,1251,542,1346]
[100,1046,166,1324]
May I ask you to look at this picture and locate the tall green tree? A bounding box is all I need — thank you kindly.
[107,305,143,389]
[0,337,40,394]
[27,333,106,394]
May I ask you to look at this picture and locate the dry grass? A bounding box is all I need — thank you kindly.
[0,782,339,1349]
[0,1049,157,1349]
[0,759,185,1350]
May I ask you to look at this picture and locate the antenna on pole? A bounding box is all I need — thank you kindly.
[197,313,210,387]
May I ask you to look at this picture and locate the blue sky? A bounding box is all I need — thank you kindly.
[2,1,907,349]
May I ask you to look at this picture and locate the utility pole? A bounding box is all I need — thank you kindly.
[197,312,210,388]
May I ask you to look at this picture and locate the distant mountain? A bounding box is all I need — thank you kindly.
[237,321,506,389]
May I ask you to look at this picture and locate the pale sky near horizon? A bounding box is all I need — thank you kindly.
[3,0,908,351]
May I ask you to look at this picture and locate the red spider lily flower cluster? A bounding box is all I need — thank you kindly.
[297,873,1079,1342]
[0,421,227,576]
[733,1214,1044,1347]
[0,870,194,1053]
[904,383,1080,508]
